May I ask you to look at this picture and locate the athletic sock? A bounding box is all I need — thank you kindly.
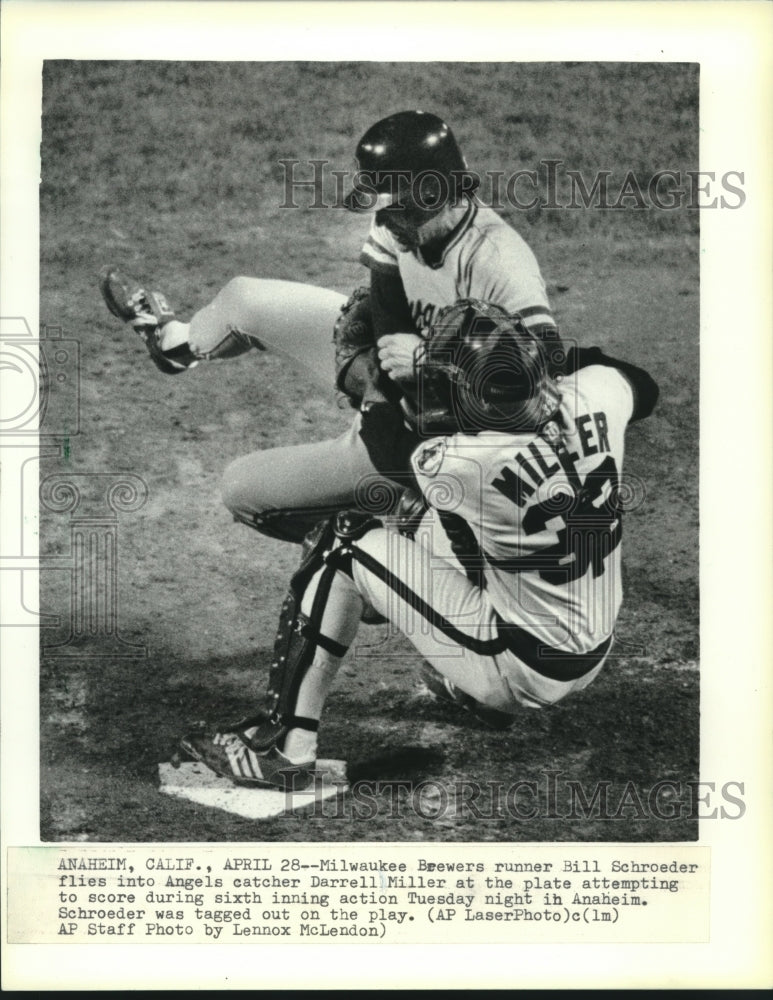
[281,651,342,762]
[157,319,191,351]
[282,727,319,764]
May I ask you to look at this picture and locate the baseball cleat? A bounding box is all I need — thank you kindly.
[360,602,388,625]
[420,661,515,730]
[99,265,176,328]
[98,265,190,374]
[180,726,316,791]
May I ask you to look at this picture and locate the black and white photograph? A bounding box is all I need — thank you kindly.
[2,0,771,991]
[36,58,701,842]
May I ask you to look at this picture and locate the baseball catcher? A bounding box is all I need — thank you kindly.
[179,299,659,790]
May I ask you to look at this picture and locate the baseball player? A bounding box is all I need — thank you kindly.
[181,300,659,790]
[99,110,561,543]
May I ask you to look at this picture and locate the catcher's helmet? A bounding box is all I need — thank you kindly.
[417,300,562,435]
[343,110,477,213]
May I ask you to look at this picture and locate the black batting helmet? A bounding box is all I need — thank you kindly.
[417,300,562,436]
[343,110,478,213]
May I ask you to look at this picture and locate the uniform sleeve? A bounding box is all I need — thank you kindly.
[574,364,637,429]
[360,217,401,276]
[567,347,659,422]
[464,230,556,333]
[370,268,416,337]
[410,436,486,525]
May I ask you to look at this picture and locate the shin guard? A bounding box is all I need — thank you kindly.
[236,511,379,753]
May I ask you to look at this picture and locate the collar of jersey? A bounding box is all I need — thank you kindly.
[416,198,478,270]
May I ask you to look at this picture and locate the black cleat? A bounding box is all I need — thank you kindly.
[99,265,189,374]
[180,726,316,791]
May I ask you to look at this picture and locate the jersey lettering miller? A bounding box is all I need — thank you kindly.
[412,366,633,659]
[492,410,611,506]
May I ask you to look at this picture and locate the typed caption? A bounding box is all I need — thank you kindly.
[8,845,710,944]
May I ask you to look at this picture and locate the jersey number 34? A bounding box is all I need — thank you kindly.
[522,456,623,585]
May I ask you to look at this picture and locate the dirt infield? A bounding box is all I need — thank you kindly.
[39,62,699,842]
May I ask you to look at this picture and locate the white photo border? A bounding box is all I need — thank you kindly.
[1,0,771,990]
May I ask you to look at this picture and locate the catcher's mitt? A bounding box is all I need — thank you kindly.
[332,286,380,405]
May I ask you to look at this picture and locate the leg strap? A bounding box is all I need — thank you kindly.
[197,328,261,361]
[243,511,379,752]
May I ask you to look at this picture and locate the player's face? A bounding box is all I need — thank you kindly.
[376,196,448,251]
[376,205,426,250]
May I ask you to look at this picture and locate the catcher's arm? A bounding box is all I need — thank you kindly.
[565,346,659,422]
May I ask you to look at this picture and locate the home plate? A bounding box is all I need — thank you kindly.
[158,760,348,820]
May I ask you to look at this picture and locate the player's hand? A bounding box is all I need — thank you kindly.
[377,333,424,382]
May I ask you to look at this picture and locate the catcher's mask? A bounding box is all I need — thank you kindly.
[343,110,479,215]
[416,299,562,436]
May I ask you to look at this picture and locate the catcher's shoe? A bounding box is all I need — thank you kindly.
[420,661,515,730]
[99,265,189,375]
[180,725,316,791]
[360,602,388,625]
